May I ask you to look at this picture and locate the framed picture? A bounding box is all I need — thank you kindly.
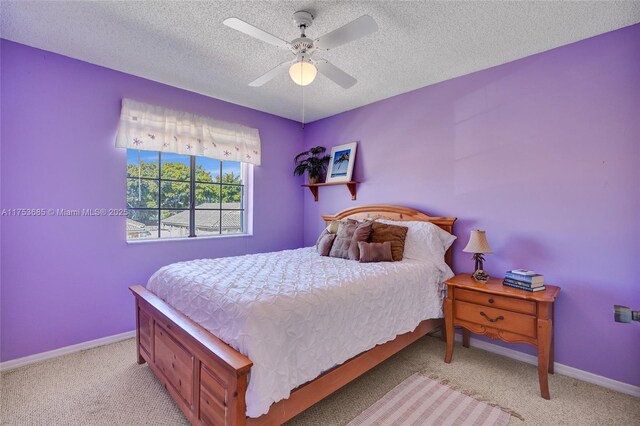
[326,142,357,183]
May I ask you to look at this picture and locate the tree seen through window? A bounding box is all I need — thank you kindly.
[126,150,245,240]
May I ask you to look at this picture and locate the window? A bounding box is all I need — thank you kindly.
[126,149,247,240]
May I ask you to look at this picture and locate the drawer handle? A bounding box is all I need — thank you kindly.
[488,298,495,304]
[480,312,504,323]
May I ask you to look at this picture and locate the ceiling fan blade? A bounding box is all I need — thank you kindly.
[249,61,291,87]
[315,15,378,50]
[223,17,290,49]
[316,61,357,89]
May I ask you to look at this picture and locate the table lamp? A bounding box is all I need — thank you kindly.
[462,230,493,283]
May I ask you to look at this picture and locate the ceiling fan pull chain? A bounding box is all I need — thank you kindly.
[301,66,305,128]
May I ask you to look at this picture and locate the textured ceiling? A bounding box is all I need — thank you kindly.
[2,1,639,123]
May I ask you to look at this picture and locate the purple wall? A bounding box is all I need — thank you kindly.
[303,24,640,386]
[0,40,304,361]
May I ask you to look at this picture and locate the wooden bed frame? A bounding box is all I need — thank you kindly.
[130,205,456,425]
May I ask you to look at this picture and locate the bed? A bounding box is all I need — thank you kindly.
[130,205,456,425]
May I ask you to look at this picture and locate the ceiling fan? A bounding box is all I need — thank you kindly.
[223,11,378,89]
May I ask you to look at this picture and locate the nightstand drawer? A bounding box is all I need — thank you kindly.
[454,300,537,338]
[455,288,536,315]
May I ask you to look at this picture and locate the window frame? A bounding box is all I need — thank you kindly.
[126,150,248,241]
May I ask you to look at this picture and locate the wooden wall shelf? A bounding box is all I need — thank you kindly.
[302,181,359,202]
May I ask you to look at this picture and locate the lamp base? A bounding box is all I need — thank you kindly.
[472,269,490,283]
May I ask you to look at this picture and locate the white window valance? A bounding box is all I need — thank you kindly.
[115,99,261,165]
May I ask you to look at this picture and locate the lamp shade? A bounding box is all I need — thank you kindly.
[462,230,493,254]
[289,61,317,86]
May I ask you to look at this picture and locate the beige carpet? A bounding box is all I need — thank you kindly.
[1,336,638,425]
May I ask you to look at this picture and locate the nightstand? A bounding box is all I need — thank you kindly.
[443,273,560,399]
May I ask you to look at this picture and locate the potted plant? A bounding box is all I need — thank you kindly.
[294,146,330,184]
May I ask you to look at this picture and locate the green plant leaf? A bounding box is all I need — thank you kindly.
[293,146,329,177]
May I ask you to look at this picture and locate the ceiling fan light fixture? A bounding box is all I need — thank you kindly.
[224,12,378,89]
[289,61,317,86]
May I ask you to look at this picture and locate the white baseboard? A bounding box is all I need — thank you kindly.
[2,329,639,399]
[453,334,640,398]
[0,330,136,372]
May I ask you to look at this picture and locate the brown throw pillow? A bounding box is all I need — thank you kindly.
[317,219,357,248]
[358,241,393,263]
[370,222,408,261]
[317,234,336,256]
[329,221,358,259]
[348,221,373,260]
[315,228,331,248]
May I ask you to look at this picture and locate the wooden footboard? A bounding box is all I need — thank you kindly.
[130,285,252,426]
[132,284,442,426]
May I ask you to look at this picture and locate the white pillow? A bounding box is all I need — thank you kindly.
[377,219,456,262]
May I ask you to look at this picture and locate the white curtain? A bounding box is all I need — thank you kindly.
[115,99,261,165]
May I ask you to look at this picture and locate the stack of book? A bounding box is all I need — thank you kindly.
[503,269,546,292]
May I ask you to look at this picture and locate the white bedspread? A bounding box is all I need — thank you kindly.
[147,247,453,418]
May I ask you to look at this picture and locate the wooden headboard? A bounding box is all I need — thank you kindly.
[322,204,457,268]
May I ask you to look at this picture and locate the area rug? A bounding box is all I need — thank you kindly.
[346,373,515,426]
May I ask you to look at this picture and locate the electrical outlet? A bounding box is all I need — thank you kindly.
[614,305,640,323]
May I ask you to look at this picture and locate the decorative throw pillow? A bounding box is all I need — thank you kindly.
[348,221,373,260]
[315,219,356,248]
[317,233,337,256]
[377,219,456,262]
[329,218,356,233]
[327,220,342,234]
[358,241,393,263]
[369,222,408,261]
[315,228,331,248]
[329,221,358,259]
